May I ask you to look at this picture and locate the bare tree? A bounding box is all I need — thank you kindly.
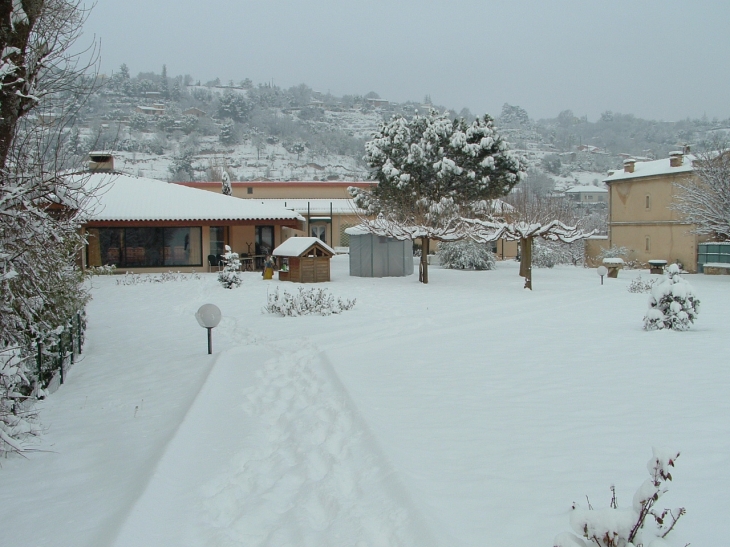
[0,0,98,455]
[498,188,592,289]
[673,144,730,240]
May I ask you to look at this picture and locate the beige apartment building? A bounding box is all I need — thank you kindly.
[603,151,701,272]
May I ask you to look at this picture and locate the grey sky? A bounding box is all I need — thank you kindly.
[82,0,730,122]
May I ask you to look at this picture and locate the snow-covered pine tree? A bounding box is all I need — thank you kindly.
[217,246,242,289]
[219,118,237,146]
[221,170,232,196]
[353,109,526,283]
[644,264,700,331]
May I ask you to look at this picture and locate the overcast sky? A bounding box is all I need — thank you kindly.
[81,0,730,122]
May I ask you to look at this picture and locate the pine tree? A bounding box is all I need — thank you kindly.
[353,109,525,283]
[161,64,169,99]
[217,246,242,289]
[221,170,232,195]
[219,118,237,145]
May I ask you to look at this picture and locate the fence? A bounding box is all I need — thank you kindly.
[35,312,85,395]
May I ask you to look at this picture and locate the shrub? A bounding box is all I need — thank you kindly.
[86,264,117,276]
[532,240,559,268]
[264,287,355,317]
[439,240,496,270]
[628,276,656,293]
[0,348,40,456]
[116,271,201,285]
[643,264,699,331]
[554,448,685,547]
[217,246,242,289]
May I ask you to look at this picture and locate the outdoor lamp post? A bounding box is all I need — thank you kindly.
[597,265,608,285]
[195,304,222,354]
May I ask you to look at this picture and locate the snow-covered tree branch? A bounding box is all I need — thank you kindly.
[0,0,98,455]
[673,145,730,240]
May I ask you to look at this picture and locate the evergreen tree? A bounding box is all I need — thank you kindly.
[161,64,169,98]
[219,118,237,145]
[221,170,232,195]
[352,109,525,283]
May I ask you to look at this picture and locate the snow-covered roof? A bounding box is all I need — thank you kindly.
[273,237,335,257]
[565,185,607,194]
[604,155,695,183]
[80,172,305,223]
[344,225,372,236]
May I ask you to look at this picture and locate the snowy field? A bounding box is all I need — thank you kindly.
[1,257,729,547]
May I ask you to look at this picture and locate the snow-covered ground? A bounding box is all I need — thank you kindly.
[1,257,728,547]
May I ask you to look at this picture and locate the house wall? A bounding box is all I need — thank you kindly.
[178,181,374,248]
[608,172,699,271]
[585,236,610,267]
[610,223,698,272]
[229,225,256,256]
[232,184,359,199]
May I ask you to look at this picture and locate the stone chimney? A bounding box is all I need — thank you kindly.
[669,151,683,168]
[623,158,636,173]
[88,152,114,172]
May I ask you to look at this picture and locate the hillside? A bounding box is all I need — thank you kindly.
[69,66,730,193]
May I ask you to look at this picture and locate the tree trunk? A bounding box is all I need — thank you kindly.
[419,237,429,284]
[519,237,532,290]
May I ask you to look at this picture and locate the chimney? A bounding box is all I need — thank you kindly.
[683,144,691,155]
[88,152,114,172]
[669,151,683,168]
[623,158,636,173]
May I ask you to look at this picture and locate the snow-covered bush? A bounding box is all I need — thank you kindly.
[628,276,656,294]
[532,240,560,268]
[554,448,685,547]
[217,246,242,289]
[86,264,117,276]
[643,264,699,331]
[439,240,496,270]
[116,271,201,285]
[264,287,356,317]
[0,348,40,456]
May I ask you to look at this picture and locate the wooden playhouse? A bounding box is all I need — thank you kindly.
[273,237,335,283]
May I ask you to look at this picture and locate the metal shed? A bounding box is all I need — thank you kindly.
[346,227,414,277]
[273,237,335,283]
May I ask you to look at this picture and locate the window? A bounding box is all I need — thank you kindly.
[247,187,253,194]
[86,227,202,268]
[645,195,651,209]
[645,236,651,252]
[311,224,326,243]
[255,225,275,256]
[210,226,226,257]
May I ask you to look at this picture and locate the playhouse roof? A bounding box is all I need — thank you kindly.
[272,237,335,257]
